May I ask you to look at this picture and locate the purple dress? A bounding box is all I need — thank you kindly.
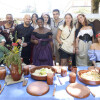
[31,32,53,66]
[88,50,100,61]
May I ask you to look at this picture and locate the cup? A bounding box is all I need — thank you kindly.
[61,67,67,77]
[47,73,54,85]
[69,72,76,83]
[71,66,77,73]
[23,66,29,75]
[0,68,6,80]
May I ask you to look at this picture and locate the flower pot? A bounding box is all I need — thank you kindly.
[10,64,23,81]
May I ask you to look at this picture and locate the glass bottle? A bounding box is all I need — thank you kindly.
[71,66,77,73]
[68,57,72,71]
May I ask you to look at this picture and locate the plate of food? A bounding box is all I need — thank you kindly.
[30,66,55,80]
[77,70,100,85]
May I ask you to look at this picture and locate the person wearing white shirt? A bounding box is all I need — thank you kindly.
[76,14,94,66]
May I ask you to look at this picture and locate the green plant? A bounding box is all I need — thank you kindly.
[0,45,9,59]
[0,42,22,74]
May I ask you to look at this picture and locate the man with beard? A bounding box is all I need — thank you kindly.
[1,14,15,49]
[14,14,34,64]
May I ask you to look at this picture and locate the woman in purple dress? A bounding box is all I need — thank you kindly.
[88,31,100,67]
[31,18,53,66]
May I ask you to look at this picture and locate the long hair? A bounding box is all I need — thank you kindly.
[77,14,88,29]
[31,13,38,23]
[63,13,73,29]
[41,14,51,25]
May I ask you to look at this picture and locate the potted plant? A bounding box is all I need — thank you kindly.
[0,41,23,81]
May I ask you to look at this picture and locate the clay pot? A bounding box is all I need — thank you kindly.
[0,67,6,80]
[61,67,67,77]
[23,65,29,75]
[23,65,37,75]
[29,65,36,72]
[69,72,76,83]
[10,64,23,81]
[47,73,54,85]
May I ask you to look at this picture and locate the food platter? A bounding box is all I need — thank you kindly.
[30,66,55,80]
[88,66,100,72]
[77,70,100,85]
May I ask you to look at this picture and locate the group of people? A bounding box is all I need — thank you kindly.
[0,9,100,67]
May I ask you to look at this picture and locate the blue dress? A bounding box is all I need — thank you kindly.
[31,32,53,66]
[88,50,100,61]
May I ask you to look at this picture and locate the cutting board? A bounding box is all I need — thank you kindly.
[66,83,90,98]
[27,81,49,96]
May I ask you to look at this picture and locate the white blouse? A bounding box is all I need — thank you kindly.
[77,29,93,37]
[44,24,51,30]
[58,25,76,53]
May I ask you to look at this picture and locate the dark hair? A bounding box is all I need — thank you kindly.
[94,31,100,43]
[53,9,60,14]
[6,14,13,16]
[41,15,44,21]
[6,14,13,19]
[36,18,44,23]
[31,13,38,23]
[63,13,73,29]
[41,14,51,25]
[77,14,88,29]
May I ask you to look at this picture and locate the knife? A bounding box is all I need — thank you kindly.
[85,84,95,97]
[88,87,95,97]
[0,82,6,94]
[57,75,63,85]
